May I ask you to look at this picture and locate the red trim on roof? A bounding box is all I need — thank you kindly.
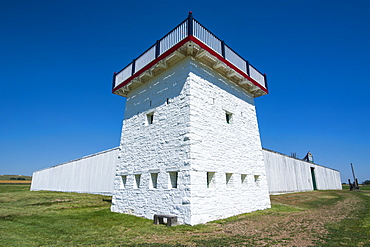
[188,36,268,93]
[112,37,192,93]
[112,36,267,94]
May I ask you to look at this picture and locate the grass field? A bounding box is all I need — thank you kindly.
[0,175,32,184]
[0,185,369,246]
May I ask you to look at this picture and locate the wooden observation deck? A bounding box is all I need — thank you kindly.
[112,12,268,98]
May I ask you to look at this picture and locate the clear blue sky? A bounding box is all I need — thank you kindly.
[1,0,369,183]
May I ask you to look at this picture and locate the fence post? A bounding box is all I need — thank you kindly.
[188,11,193,36]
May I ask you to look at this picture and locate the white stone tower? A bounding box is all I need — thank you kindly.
[111,13,271,225]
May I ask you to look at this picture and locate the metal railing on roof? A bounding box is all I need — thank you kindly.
[113,13,267,92]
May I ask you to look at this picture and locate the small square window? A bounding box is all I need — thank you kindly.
[134,174,141,188]
[226,173,233,187]
[241,174,247,184]
[169,172,178,189]
[121,175,127,189]
[254,175,260,186]
[147,112,154,125]
[225,112,233,124]
[150,173,158,189]
[207,172,215,188]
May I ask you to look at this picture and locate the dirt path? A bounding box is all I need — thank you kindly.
[218,192,360,246]
[143,191,362,246]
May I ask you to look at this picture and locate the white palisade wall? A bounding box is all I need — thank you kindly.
[111,57,271,225]
[31,148,119,195]
[263,149,342,194]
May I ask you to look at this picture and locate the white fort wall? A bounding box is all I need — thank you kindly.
[30,146,342,197]
[263,149,342,194]
[111,57,271,225]
[30,147,342,197]
[31,148,119,195]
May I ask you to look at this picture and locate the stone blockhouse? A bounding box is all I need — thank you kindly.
[31,13,342,225]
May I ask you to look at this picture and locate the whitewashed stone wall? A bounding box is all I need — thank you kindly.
[111,57,271,225]
[186,59,271,225]
[263,149,342,194]
[111,58,193,224]
[31,148,118,195]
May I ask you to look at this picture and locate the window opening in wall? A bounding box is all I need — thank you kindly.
[241,174,247,184]
[150,100,152,107]
[169,172,178,188]
[207,172,215,188]
[121,175,127,189]
[134,174,141,188]
[150,173,158,189]
[226,111,233,124]
[254,175,260,186]
[147,112,154,125]
[226,173,233,186]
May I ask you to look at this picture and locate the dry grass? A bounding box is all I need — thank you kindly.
[0,180,32,184]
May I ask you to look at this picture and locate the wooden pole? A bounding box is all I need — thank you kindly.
[350,163,358,187]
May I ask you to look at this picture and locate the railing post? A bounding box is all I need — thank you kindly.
[246,61,250,76]
[131,59,136,75]
[221,41,225,58]
[188,11,193,36]
[264,73,268,90]
[112,72,117,90]
[155,40,160,58]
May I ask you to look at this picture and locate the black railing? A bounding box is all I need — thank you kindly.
[113,12,267,91]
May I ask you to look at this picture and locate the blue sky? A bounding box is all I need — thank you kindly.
[1,0,369,183]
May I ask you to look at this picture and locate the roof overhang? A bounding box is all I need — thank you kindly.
[112,36,268,98]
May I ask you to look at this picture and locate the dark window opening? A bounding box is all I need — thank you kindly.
[226,173,233,186]
[241,174,247,184]
[226,112,233,124]
[169,172,178,188]
[135,174,141,188]
[121,175,127,188]
[151,173,158,189]
[147,113,154,124]
[207,172,215,188]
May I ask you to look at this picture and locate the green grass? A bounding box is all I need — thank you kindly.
[0,185,210,246]
[342,185,370,191]
[315,191,370,246]
[1,185,369,246]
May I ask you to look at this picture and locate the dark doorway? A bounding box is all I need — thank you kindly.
[310,167,317,190]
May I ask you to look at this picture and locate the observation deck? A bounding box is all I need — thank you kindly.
[112,13,268,98]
